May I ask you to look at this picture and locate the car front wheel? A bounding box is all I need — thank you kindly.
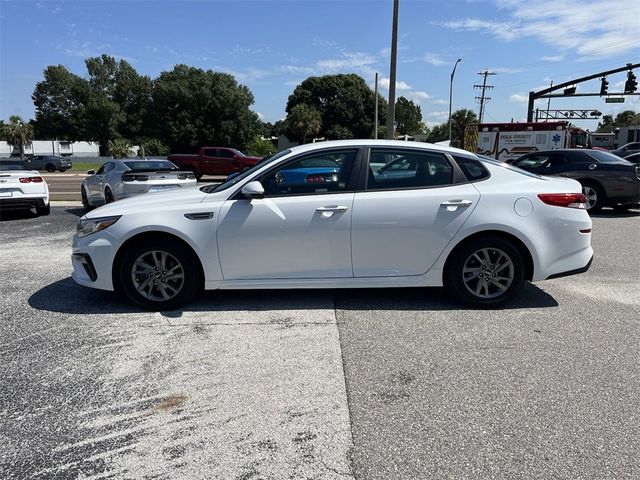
[117,238,201,310]
[444,236,526,308]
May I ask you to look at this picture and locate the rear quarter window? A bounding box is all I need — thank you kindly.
[452,156,490,181]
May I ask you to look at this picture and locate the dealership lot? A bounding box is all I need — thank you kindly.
[1,206,639,478]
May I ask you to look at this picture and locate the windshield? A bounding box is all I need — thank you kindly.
[233,149,246,157]
[587,150,632,164]
[0,161,27,171]
[477,154,544,179]
[200,149,291,193]
[124,160,178,170]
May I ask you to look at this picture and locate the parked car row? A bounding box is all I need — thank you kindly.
[72,140,594,311]
[507,149,640,213]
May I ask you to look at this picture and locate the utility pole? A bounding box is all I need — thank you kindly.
[474,70,495,123]
[374,72,379,139]
[448,58,462,144]
[386,0,399,140]
[545,81,553,121]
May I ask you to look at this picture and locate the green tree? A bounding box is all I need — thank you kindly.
[286,74,387,140]
[246,136,276,157]
[450,109,478,148]
[287,104,322,144]
[427,122,449,143]
[150,65,259,152]
[113,61,152,145]
[615,110,640,127]
[395,96,423,135]
[32,65,88,140]
[597,114,615,133]
[2,115,34,160]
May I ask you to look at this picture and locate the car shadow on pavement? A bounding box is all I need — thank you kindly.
[29,277,558,315]
[335,282,558,311]
[590,208,640,218]
[0,209,37,221]
[64,207,86,217]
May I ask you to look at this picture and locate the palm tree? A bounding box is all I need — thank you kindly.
[2,115,34,160]
[287,104,322,144]
[450,109,478,148]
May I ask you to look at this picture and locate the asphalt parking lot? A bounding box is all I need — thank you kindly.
[1,206,639,479]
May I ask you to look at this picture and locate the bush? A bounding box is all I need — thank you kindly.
[141,138,169,157]
[246,136,275,157]
[108,139,133,159]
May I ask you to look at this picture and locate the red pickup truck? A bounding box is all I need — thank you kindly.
[168,147,261,178]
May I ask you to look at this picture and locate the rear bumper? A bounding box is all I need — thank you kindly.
[546,255,593,279]
[0,196,48,210]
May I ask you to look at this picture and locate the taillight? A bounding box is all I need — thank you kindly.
[19,177,43,183]
[306,174,326,184]
[31,177,43,183]
[122,174,148,182]
[538,193,587,209]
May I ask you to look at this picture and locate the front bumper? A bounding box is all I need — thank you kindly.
[71,232,117,291]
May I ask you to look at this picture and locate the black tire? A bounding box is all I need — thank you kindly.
[116,238,201,310]
[104,187,114,204]
[46,164,56,172]
[444,236,526,308]
[581,182,606,213]
[613,204,632,212]
[81,187,93,211]
[35,204,50,216]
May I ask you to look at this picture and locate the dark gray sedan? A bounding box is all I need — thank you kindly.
[508,149,640,212]
[25,155,72,172]
[611,142,640,159]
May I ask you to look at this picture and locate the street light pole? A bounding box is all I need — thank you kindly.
[374,72,379,139]
[448,58,461,145]
[386,0,399,140]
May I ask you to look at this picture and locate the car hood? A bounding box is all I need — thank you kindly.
[85,185,208,218]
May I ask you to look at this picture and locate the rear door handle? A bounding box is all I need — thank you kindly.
[315,206,349,213]
[440,200,473,207]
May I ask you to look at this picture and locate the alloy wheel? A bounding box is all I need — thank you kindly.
[462,248,514,299]
[583,186,597,210]
[131,250,185,302]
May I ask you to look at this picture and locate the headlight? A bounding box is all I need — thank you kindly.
[76,215,121,238]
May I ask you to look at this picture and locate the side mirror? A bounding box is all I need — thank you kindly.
[87,170,96,175]
[241,181,265,199]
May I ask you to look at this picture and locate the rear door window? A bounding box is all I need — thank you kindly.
[367,149,453,190]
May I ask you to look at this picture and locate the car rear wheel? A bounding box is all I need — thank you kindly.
[81,186,93,211]
[104,187,114,204]
[444,236,525,308]
[46,164,56,172]
[117,238,201,310]
[35,204,50,216]
[581,183,605,213]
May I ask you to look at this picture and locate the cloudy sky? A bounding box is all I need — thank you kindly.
[1,0,638,129]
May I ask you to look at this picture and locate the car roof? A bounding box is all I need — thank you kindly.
[286,139,477,157]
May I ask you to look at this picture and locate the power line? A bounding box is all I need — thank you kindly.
[474,70,496,123]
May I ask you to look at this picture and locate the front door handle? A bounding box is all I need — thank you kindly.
[440,200,473,208]
[315,206,349,213]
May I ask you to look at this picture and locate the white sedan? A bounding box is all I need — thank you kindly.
[81,159,197,210]
[0,160,50,216]
[71,140,593,310]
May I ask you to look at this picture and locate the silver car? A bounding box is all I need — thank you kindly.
[81,159,197,211]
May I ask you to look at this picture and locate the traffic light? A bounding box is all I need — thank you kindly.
[600,77,609,96]
[625,71,637,94]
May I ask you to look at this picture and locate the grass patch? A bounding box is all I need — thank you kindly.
[69,162,102,172]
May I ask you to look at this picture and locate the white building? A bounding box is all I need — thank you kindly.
[0,140,100,158]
